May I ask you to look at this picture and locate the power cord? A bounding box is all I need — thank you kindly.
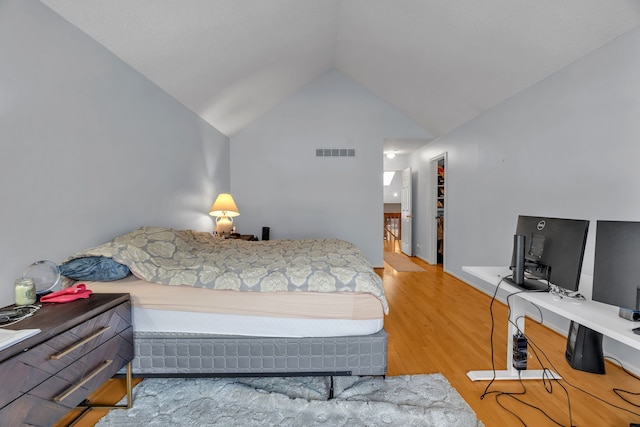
[527,328,640,418]
[0,304,41,327]
[509,298,640,423]
[481,275,575,426]
[548,285,586,302]
[479,275,507,400]
[480,275,543,399]
[513,323,575,426]
[505,292,575,427]
[605,356,640,409]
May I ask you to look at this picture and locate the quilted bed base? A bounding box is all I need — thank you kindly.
[128,329,388,377]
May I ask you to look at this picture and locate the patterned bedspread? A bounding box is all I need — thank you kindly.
[70,227,388,313]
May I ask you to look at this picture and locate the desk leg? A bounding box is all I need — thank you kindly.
[467,295,561,381]
[467,369,559,381]
[65,363,134,426]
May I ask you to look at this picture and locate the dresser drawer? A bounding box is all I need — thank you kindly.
[0,394,61,427]
[18,301,131,376]
[31,332,133,408]
[0,332,133,426]
[0,294,132,427]
[0,357,49,408]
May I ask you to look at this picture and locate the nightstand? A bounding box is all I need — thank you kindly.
[0,293,133,427]
[228,234,258,241]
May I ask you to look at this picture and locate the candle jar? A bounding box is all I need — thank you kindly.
[15,278,36,306]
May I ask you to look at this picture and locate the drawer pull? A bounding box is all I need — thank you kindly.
[54,359,113,402]
[50,326,111,360]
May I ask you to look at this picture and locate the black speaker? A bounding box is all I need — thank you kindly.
[262,227,270,241]
[565,321,605,374]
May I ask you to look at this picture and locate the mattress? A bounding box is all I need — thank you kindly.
[83,276,384,338]
[69,227,389,314]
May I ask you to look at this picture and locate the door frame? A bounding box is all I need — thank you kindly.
[400,167,412,256]
[427,153,447,266]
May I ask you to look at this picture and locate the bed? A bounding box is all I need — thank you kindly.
[61,226,388,378]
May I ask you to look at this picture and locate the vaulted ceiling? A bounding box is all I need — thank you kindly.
[40,0,640,138]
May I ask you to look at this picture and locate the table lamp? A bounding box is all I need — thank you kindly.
[209,193,240,236]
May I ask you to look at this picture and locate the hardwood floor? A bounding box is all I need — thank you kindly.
[58,244,640,427]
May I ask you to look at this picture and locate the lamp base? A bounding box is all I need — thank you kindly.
[216,216,234,236]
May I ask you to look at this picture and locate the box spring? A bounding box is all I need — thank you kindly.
[127,329,388,377]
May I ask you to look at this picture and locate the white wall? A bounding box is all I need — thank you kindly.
[410,27,640,371]
[230,70,433,266]
[0,0,230,306]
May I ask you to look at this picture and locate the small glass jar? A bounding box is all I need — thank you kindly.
[15,278,36,306]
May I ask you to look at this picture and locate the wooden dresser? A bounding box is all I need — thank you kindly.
[0,293,133,427]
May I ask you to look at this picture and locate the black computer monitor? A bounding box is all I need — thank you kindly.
[592,221,640,318]
[506,216,590,292]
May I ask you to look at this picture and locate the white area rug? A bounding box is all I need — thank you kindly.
[97,374,483,426]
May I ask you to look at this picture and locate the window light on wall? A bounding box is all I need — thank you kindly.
[383,171,395,186]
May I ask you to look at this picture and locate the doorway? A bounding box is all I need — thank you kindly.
[382,138,431,256]
[430,154,447,266]
[436,159,445,264]
[401,167,412,256]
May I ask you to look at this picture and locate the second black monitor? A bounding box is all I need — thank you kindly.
[592,220,640,314]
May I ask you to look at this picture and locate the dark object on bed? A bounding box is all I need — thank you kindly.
[59,256,130,281]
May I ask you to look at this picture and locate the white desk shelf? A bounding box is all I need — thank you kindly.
[463,266,640,381]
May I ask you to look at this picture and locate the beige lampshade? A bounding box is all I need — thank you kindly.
[209,193,240,217]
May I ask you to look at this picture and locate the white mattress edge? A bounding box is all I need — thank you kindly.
[132,307,384,338]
